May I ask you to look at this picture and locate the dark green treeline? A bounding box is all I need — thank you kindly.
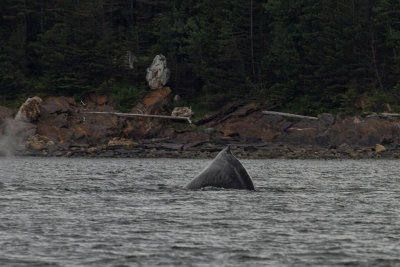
[1,0,400,114]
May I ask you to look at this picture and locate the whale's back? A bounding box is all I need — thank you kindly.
[185,146,254,190]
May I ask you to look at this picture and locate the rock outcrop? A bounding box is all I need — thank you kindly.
[123,87,172,139]
[15,96,43,122]
[146,54,170,90]
[37,96,123,146]
[4,94,400,159]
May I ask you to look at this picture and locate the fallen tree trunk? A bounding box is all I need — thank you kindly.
[380,112,400,117]
[262,111,318,120]
[82,111,192,124]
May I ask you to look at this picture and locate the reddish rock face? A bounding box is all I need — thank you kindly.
[209,103,283,142]
[89,94,108,105]
[123,87,172,139]
[11,93,400,154]
[131,86,171,115]
[40,96,75,114]
[37,97,77,143]
[122,119,163,140]
[220,112,280,142]
[37,125,74,144]
[322,116,400,147]
[37,115,123,145]
[37,96,124,145]
[76,114,123,145]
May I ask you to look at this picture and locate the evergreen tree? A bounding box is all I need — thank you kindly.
[1,0,400,113]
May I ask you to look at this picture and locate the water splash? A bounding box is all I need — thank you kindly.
[0,97,41,157]
[0,118,26,156]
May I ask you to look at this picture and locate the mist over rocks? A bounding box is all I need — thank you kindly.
[0,100,37,156]
[0,118,36,156]
[2,94,400,159]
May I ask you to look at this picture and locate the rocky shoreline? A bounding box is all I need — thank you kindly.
[2,90,400,159]
[18,141,400,159]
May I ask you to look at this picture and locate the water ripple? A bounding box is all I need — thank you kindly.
[0,157,399,266]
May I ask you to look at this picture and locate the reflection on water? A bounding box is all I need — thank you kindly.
[0,157,399,266]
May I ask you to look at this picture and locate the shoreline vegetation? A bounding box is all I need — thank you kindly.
[2,1,400,116]
[3,1,400,159]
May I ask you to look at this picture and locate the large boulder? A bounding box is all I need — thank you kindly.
[146,54,170,90]
[15,96,43,122]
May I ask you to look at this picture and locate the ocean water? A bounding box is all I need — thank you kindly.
[0,157,399,266]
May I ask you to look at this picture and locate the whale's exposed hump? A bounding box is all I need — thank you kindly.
[185,145,255,190]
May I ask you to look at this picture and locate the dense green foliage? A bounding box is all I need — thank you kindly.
[1,0,400,114]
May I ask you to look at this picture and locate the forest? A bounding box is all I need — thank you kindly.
[1,0,400,115]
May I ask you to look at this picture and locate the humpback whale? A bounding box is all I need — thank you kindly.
[186,145,255,190]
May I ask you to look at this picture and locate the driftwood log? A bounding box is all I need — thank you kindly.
[82,111,192,124]
[262,111,318,120]
[380,112,400,117]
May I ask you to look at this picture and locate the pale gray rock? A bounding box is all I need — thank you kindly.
[171,107,193,118]
[146,55,170,90]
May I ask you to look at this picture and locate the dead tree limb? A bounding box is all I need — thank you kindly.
[82,111,192,124]
[380,112,400,117]
[262,111,318,120]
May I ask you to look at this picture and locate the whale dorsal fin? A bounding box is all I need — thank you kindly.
[186,145,255,190]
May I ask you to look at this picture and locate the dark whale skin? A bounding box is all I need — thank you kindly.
[185,145,255,190]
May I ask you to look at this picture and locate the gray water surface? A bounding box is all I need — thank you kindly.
[0,157,399,266]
